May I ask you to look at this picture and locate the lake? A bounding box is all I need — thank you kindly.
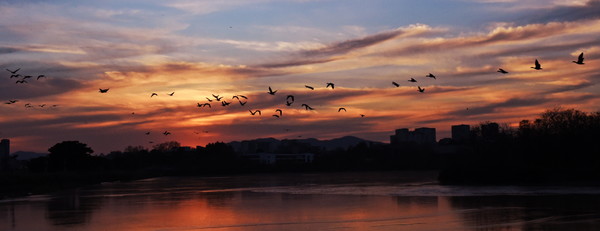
[1,171,600,231]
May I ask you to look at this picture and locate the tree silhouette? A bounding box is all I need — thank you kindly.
[48,141,94,172]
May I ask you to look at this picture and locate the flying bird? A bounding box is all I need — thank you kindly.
[197,103,211,108]
[408,78,417,82]
[16,79,27,84]
[23,75,32,79]
[168,92,175,96]
[233,95,248,100]
[418,86,425,93]
[267,86,277,95]
[497,68,509,74]
[6,68,20,74]
[286,95,295,102]
[151,93,158,97]
[326,82,335,89]
[392,81,400,87]
[205,97,213,102]
[426,73,436,79]
[37,75,46,80]
[163,131,171,136]
[239,101,247,106]
[531,59,542,70]
[301,104,314,110]
[24,103,31,107]
[249,110,261,115]
[39,104,45,107]
[99,88,109,93]
[5,100,18,104]
[360,114,365,117]
[573,52,584,65]
[272,115,280,118]
[305,85,314,90]
[275,109,283,116]
[10,74,22,78]
[338,107,347,112]
[212,94,223,101]
[221,101,231,106]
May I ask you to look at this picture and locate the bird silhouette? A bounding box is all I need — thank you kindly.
[232,95,240,100]
[360,114,365,117]
[99,88,109,93]
[286,95,295,102]
[201,103,211,108]
[236,95,248,99]
[426,73,436,79]
[418,86,425,92]
[197,103,203,107]
[16,79,27,84]
[573,52,584,65]
[239,101,247,106]
[221,101,231,106]
[497,68,509,74]
[24,103,31,107]
[249,110,261,115]
[23,75,32,79]
[39,104,45,107]
[338,107,347,112]
[326,82,335,89]
[212,94,223,101]
[151,93,158,97]
[392,81,400,87]
[6,68,20,74]
[275,109,283,116]
[408,78,417,82]
[10,74,21,78]
[205,97,213,102]
[305,85,315,90]
[5,100,18,104]
[163,131,171,136]
[268,86,277,95]
[285,101,293,106]
[301,104,314,110]
[37,75,46,80]
[272,115,280,118]
[531,59,542,70]
[168,92,175,96]
[145,132,150,135]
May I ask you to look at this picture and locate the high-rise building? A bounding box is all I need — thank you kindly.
[481,122,500,138]
[390,127,436,145]
[451,124,471,142]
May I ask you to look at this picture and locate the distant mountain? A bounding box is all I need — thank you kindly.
[228,136,383,153]
[11,151,47,160]
[294,136,383,150]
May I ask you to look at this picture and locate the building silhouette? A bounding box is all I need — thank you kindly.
[481,122,500,139]
[390,127,436,145]
[451,124,471,143]
[0,139,9,171]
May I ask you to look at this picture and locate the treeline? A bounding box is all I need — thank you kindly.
[438,107,600,184]
[4,107,600,198]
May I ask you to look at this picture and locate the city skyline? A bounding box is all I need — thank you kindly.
[1,0,599,154]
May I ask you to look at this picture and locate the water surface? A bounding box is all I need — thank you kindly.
[1,171,600,231]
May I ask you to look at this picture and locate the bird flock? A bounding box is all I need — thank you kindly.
[3,68,56,109]
[3,52,588,141]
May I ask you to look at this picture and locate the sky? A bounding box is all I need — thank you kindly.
[1,0,599,154]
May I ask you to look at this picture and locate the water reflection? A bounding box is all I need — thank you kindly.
[1,173,600,231]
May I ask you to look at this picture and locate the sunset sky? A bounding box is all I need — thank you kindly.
[1,0,599,154]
